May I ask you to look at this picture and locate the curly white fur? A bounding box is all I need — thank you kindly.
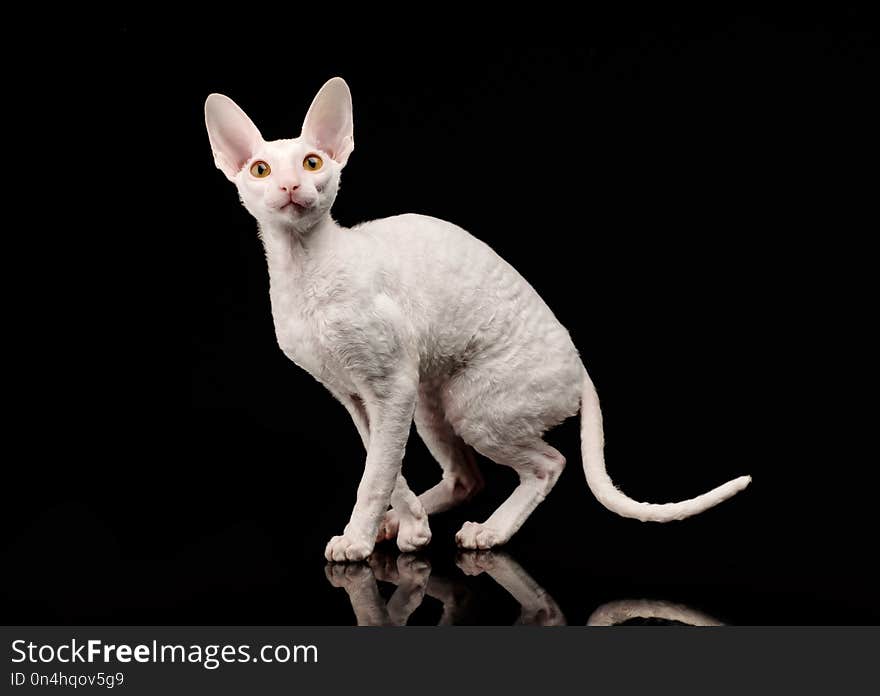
[204,78,751,561]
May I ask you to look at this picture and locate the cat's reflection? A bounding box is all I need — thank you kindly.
[325,553,475,625]
[586,599,722,626]
[326,550,723,626]
[456,550,566,625]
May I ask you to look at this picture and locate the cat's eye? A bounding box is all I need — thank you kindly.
[303,154,323,171]
[250,160,271,178]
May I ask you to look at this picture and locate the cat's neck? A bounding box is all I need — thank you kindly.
[258,213,341,315]
[259,213,339,275]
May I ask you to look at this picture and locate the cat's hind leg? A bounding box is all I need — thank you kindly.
[413,381,485,514]
[454,440,565,549]
[444,346,581,548]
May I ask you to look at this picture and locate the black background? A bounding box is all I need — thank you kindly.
[3,10,875,625]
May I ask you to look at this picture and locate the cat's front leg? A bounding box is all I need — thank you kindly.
[330,388,370,450]
[332,388,431,552]
[325,374,418,562]
[385,475,432,552]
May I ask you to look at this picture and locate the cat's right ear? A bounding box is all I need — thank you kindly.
[204,94,263,181]
[301,77,354,167]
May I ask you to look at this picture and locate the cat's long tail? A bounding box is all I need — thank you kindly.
[580,373,751,522]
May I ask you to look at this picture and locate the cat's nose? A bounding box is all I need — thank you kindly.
[279,182,300,192]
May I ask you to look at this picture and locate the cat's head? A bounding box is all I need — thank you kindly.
[205,77,354,233]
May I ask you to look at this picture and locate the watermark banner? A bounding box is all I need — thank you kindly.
[3,627,876,694]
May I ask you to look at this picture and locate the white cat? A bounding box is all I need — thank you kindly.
[204,77,751,562]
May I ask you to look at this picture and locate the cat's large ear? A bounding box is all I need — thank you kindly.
[301,77,354,166]
[205,94,263,181]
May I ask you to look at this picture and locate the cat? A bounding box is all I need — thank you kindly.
[204,77,751,562]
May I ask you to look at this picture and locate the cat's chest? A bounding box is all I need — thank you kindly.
[270,292,359,395]
[271,303,326,379]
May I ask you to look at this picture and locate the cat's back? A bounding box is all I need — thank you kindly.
[350,213,545,310]
[350,212,518,293]
[345,213,575,373]
[351,212,489,262]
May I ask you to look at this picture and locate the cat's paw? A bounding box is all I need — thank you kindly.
[397,513,432,553]
[375,509,431,551]
[325,534,373,562]
[455,521,506,550]
[376,509,400,543]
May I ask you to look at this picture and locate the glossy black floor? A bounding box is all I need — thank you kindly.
[3,408,878,625]
[4,517,878,626]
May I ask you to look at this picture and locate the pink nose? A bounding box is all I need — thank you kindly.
[279,182,299,192]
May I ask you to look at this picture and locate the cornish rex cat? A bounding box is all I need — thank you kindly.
[204,77,751,562]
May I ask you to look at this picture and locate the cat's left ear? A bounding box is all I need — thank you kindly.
[301,77,354,167]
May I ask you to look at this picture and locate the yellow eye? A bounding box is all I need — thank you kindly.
[303,154,323,171]
[250,160,271,178]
